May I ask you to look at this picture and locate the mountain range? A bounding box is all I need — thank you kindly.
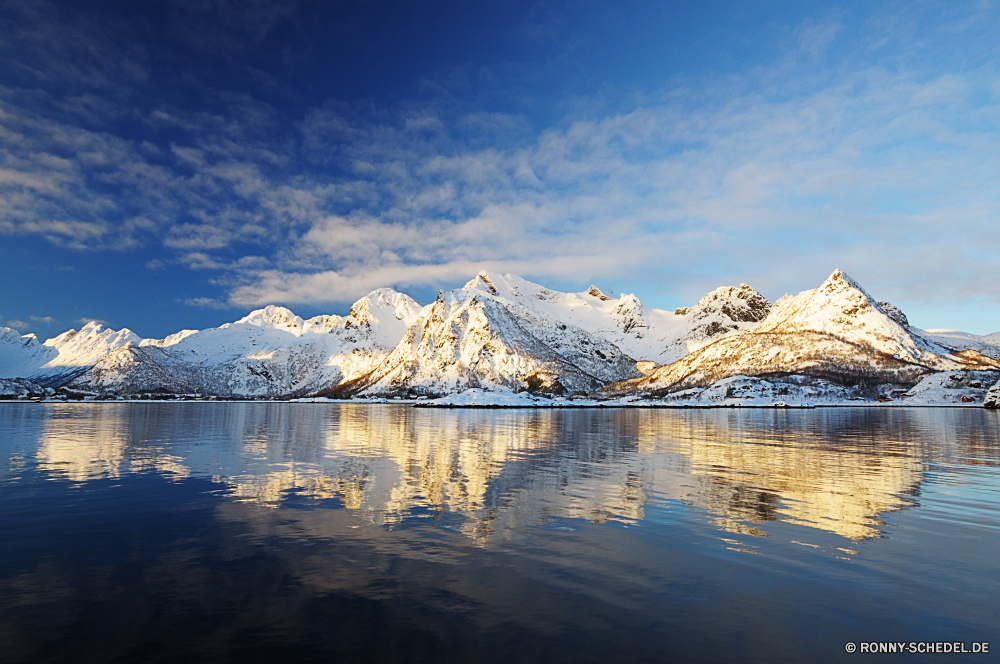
[2,269,999,406]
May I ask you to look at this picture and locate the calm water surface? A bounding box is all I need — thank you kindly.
[1,404,998,663]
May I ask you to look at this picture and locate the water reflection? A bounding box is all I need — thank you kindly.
[4,404,998,541]
[34,406,191,482]
[645,411,925,540]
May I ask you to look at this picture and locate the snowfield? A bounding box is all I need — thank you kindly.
[2,269,999,407]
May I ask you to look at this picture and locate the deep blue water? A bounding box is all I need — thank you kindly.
[1,404,998,663]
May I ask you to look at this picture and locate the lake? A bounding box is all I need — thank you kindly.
[1,404,998,663]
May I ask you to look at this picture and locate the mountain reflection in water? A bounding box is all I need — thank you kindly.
[13,404,992,540]
[3,403,1000,664]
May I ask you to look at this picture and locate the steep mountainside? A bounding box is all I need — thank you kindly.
[613,270,1000,395]
[70,289,426,397]
[325,273,644,397]
[42,322,141,370]
[0,328,57,379]
[665,284,771,362]
[1,322,140,385]
[447,272,770,365]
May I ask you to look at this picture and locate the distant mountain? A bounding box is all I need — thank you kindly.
[67,289,425,397]
[0,273,771,398]
[41,322,142,383]
[917,329,1000,361]
[664,284,771,362]
[613,270,1000,396]
[3,269,999,404]
[0,328,56,379]
[0,322,140,386]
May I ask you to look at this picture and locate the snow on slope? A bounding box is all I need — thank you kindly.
[421,371,999,408]
[42,322,141,368]
[140,329,199,348]
[985,379,1000,408]
[70,289,426,397]
[451,273,770,365]
[616,270,1000,395]
[666,284,772,361]
[326,273,645,397]
[1,322,140,385]
[0,327,57,378]
[0,377,50,398]
[917,329,1000,361]
[901,371,999,405]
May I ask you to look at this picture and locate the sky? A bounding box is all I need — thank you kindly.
[1,0,999,339]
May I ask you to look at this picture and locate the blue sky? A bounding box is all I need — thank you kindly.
[1,0,999,339]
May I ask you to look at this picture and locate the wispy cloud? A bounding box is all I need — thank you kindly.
[224,61,1000,309]
[183,297,230,309]
[2,0,999,330]
[75,317,107,327]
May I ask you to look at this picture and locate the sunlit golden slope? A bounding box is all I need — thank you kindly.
[609,270,1000,395]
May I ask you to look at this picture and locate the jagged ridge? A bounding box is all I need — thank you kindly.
[611,270,1000,396]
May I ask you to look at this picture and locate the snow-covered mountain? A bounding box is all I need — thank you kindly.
[321,272,772,397]
[41,322,142,381]
[0,274,781,399]
[665,284,772,362]
[437,273,771,366]
[917,329,1000,361]
[0,328,57,379]
[324,274,636,396]
[67,289,426,397]
[615,270,1000,396]
[0,322,140,385]
[4,269,1000,404]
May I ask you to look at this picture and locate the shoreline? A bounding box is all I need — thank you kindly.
[0,398,992,409]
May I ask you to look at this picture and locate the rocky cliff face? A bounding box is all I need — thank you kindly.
[877,301,909,328]
[445,272,770,366]
[985,379,1000,409]
[660,284,771,363]
[325,273,643,397]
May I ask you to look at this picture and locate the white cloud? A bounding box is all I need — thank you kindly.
[183,297,230,309]
[2,1,999,331]
[220,62,1000,314]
